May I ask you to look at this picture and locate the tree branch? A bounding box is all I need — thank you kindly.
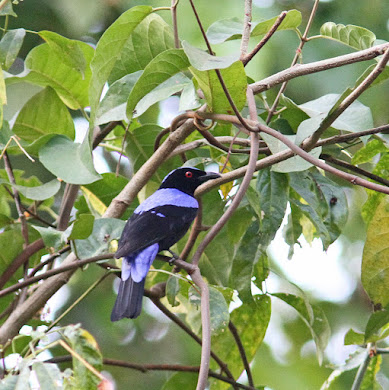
[242,11,287,66]
[191,89,260,267]
[146,292,238,386]
[239,0,252,59]
[306,47,389,147]
[250,42,389,94]
[0,253,114,299]
[228,321,254,387]
[0,119,196,346]
[351,347,372,390]
[321,154,389,187]
[266,0,320,122]
[190,268,211,390]
[46,356,257,390]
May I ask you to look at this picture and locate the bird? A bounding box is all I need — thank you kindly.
[111,167,221,321]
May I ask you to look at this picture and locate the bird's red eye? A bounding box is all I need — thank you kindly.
[185,171,193,178]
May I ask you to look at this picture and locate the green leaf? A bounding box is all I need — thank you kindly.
[319,22,376,50]
[162,372,198,390]
[32,362,62,390]
[362,196,389,308]
[38,31,86,76]
[108,12,175,83]
[256,168,289,235]
[289,170,348,249]
[189,285,229,334]
[190,61,247,114]
[179,80,201,111]
[166,275,180,307]
[0,28,25,70]
[96,71,142,125]
[273,293,330,364]
[261,131,322,173]
[0,229,25,286]
[229,221,261,302]
[22,41,94,110]
[39,135,101,185]
[320,350,367,389]
[206,10,302,44]
[64,325,103,390]
[3,363,31,390]
[125,124,179,181]
[182,40,239,71]
[352,139,388,165]
[210,295,271,384]
[89,6,153,123]
[67,214,95,241]
[344,328,365,345]
[0,178,60,201]
[251,9,302,36]
[32,226,67,250]
[206,17,244,44]
[0,2,16,17]
[360,354,382,390]
[81,172,129,209]
[283,201,303,258]
[13,87,75,142]
[365,310,389,342]
[74,218,125,259]
[126,49,190,119]
[134,73,190,118]
[299,94,373,133]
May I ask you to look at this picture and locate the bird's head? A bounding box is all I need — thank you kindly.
[159,167,221,196]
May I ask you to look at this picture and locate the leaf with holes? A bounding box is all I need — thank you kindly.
[362,196,389,309]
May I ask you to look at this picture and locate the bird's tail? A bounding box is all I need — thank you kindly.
[111,244,159,321]
[111,277,145,321]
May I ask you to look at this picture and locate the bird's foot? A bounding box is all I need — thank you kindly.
[168,250,179,265]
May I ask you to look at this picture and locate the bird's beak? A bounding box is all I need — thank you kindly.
[198,171,221,183]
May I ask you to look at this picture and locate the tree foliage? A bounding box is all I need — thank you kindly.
[0,1,388,389]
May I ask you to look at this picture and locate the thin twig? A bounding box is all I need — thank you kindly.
[191,88,260,267]
[266,0,320,122]
[56,184,80,231]
[242,11,287,66]
[58,340,105,381]
[321,154,389,187]
[28,246,71,278]
[316,124,389,147]
[240,0,252,59]
[351,346,372,390]
[306,47,389,147]
[3,152,29,247]
[47,355,257,390]
[147,294,237,385]
[0,253,114,299]
[194,112,389,195]
[228,321,254,387]
[190,268,211,390]
[180,200,206,260]
[0,239,45,290]
[171,0,180,48]
[187,0,255,133]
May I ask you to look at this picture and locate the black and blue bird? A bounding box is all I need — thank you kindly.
[111,167,220,321]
